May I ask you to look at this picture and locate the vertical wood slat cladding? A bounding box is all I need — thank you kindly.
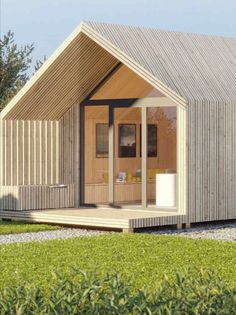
[59,103,80,207]
[0,120,60,186]
[187,101,236,223]
[0,185,74,210]
[1,33,118,120]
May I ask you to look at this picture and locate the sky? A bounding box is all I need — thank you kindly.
[1,0,236,65]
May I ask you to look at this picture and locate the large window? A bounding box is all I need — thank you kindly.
[84,104,178,209]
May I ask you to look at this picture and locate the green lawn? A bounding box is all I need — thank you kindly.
[0,220,60,235]
[0,233,235,291]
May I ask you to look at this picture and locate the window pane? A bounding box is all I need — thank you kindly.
[96,124,108,157]
[140,124,158,157]
[119,124,136,157]
[84,106,109,204]
[148,124,158,157]
[114,108,141,206]
[147,107,177,208]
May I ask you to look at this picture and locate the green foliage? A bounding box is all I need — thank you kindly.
[0,31,34,111]
[34,55,47,73]
[0,269,235,315]
[0,234,235,292]
[0,220,60,235]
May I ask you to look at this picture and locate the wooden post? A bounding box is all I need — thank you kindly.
[108,106,114,205]
[141,107,147,209]
[177,223,183,230]
[122,228,134,233]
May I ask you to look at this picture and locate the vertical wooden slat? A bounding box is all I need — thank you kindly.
[108,106,114,204]
[141,107,147,208]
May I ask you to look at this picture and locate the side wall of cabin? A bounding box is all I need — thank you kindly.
[187,100,236,223]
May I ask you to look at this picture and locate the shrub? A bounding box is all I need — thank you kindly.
[0,269,235,315]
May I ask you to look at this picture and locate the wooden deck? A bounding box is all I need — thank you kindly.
[0,208,186,232]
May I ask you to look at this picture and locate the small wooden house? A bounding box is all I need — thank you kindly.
[0,21,236,230]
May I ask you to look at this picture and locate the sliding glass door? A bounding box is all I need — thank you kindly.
[146,107,177,209]
[114,107,141,206]
[82,103,177,210]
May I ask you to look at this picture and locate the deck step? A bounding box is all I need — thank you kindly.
[0,211,129,229]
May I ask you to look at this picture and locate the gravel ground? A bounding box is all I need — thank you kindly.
[0,228,108,244]
[0,223,236,244]
[143,222,236,242]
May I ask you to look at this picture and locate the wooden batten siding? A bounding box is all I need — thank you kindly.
[1,34,118,120]
[187,100,236,223]
[0,185,74,211]
[59,103,80,207]
[0,119,76,210]
[130,214,186,229]
[0,120,60,186]
[177,106,187,215]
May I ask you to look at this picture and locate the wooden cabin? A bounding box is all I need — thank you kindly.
[0,21,236,231]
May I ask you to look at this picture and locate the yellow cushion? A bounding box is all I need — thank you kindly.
[147,168,166,179]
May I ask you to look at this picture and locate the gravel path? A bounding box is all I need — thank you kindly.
[143,222,236,242]
[0,228,108,244]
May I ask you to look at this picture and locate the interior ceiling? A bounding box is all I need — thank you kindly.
[3,33,118,120]
[91,64,165,99]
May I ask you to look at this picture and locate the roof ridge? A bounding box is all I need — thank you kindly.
[83,20,236,41]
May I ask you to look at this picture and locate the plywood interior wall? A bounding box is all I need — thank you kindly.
[84,106,176,184]
[91,64,165,99]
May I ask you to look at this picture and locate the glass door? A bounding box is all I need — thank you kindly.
[84,105,109,205]
[83,103,177,210]
[146,107,177,209]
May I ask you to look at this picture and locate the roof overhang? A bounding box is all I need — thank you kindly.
[0,22,186,121]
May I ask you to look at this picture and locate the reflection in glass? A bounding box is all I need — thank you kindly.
[140,124,158,157]
[118,124,136,158]
[84,106,109,204]
[96,123,108,158]
[114,108,141,206]
[147,107,177,208]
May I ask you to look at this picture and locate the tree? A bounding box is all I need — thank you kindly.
[34,55,47,73]
[0,31,34,111]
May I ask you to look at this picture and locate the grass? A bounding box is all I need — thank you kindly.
[0,219,60,235]
[0,233,235,291]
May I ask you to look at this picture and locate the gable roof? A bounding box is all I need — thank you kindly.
[85,21,236,103]
[1,21,236,120]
